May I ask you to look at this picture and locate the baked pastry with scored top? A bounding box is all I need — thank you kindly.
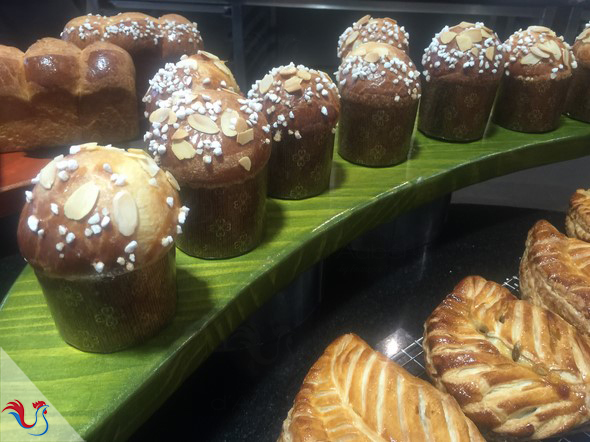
[0,38,138,152]
[337,15,409,59]
[424,275,590,440]
[419,22,503,141]
[280,333,485,441]
[247,63,339,199]
[145,88,270,258]
[565,23,590,122]
[566,188,590,242]
[18,143,187,352]
[336,42,420,167]
[493,25,576,133]
[521,219,590,338]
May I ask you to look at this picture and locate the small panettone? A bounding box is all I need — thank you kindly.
[337,15,409,59]
[493,25,576,132]
[419,22,503,141]
[143,51,240,115]
[145,88,270,258]
[247,63,339,199]
[62,12,204,95]
[565,23,590,122]
[0,38,138,152]
[18,143,187,352]
[566,188,590,241]
[336,42,420,167]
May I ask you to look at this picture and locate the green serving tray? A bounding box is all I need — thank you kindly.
[1,118,590,441]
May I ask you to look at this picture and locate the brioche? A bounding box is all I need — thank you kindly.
[0,38,137,152]
[280,333,485,441]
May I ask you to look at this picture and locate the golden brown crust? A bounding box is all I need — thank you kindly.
[424,275,590,440]
[145,88,271,186]
[566,189,590,242]
[337,15,409,59]
[521,220,590,340]
[0,38,137,152]
[17,144,186,277]
[280,333,485,441]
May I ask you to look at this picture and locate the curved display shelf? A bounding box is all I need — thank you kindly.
[1,117,590,441]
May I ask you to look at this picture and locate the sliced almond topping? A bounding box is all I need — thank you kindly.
[127,148,149,157]
[221,109,239,137]
[584,37,590,44]
[113,190,138,237]
[39,162,56,190]
[345,30,359,46]
[458,21,475,28]
[520,52,541,65]
[563,47,570,67]
[199,50,219,60]
[540,40,561,60]
[356,15,371,26]
[258,74,274,94]
[238,156,252,171]
[373,46,392,57]
[138,157,160,177]
[580,28,590,40]
[171,128,189,140]
[165,171,180,191]
[149,108,171,124]
[463,28,483,43]
[214,60,232,76]
[171,140,196,160]
[64,182,99,221]
[235,117,249,133]
[364,51,381,63]
[351,45,367,56]
[284,76,302,93]
[531,46,550,58]
[167,111,177,125]
[279,66,297,77]
[237,128,254,145]
[485,46,495,61]
[528,25,553,35]
[177,57,198,70]
[188,114,220,134]
[456,34,473,52]
[481,29,493,39]
[80,142,98,149]
[297,69,311,81]
[471,47,479,56]
[440,31,457,44]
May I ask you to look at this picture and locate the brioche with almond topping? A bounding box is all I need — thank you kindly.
[336,42,420,167]
[17,144,186,352]
[0,38,137,152]
[493,25,576,132]
[565,23,590,122]
[419,22,503,141]
[145,88,270,258]
[337,15,409,59]
[424,275,590,440]
[247,63,339,199]
[280,333,485,441]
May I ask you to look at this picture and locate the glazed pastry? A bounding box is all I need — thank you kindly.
[565,23,590,122]
[493,25,576,133]
[521,220,590,339]
[279,333,485,441]
[424,275,590,440]
[566,189,590,241]
[143,50,240,115]
[247,63,340,199]
[419,22,503,141]
[336,42,420,167]
[17,144,186,352]
[145,89,270,259]
[0,38,137,152]
[337,15,409,59]
[62,12,203,94]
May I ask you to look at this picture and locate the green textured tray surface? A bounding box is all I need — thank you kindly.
[2,118,590,441]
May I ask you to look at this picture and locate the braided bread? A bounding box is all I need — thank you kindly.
[424,275,590,440]
[566,189,590,241]
[280,333,485,441]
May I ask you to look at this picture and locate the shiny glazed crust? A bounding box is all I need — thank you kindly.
[566,189,590,242]
[424,275,590,440]
[521,220,590,338]
[0,38,137,151]
[279,333,485,441]
[337,15,409,59]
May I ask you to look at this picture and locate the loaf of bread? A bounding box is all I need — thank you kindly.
[0,38,138,152]
[62,12,204,94]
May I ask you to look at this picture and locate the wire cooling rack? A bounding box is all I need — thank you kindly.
[387,276,590,442]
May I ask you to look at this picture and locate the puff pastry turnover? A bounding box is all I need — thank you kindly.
[279,333,484,442]
[521,219,590,337]
[566,189,590,242]
[424,275,590,440]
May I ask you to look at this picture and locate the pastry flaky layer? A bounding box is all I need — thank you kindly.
[424,275,590,440]
[279,333,485,442]
[566,189,590,242]
[521,219,590,338]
